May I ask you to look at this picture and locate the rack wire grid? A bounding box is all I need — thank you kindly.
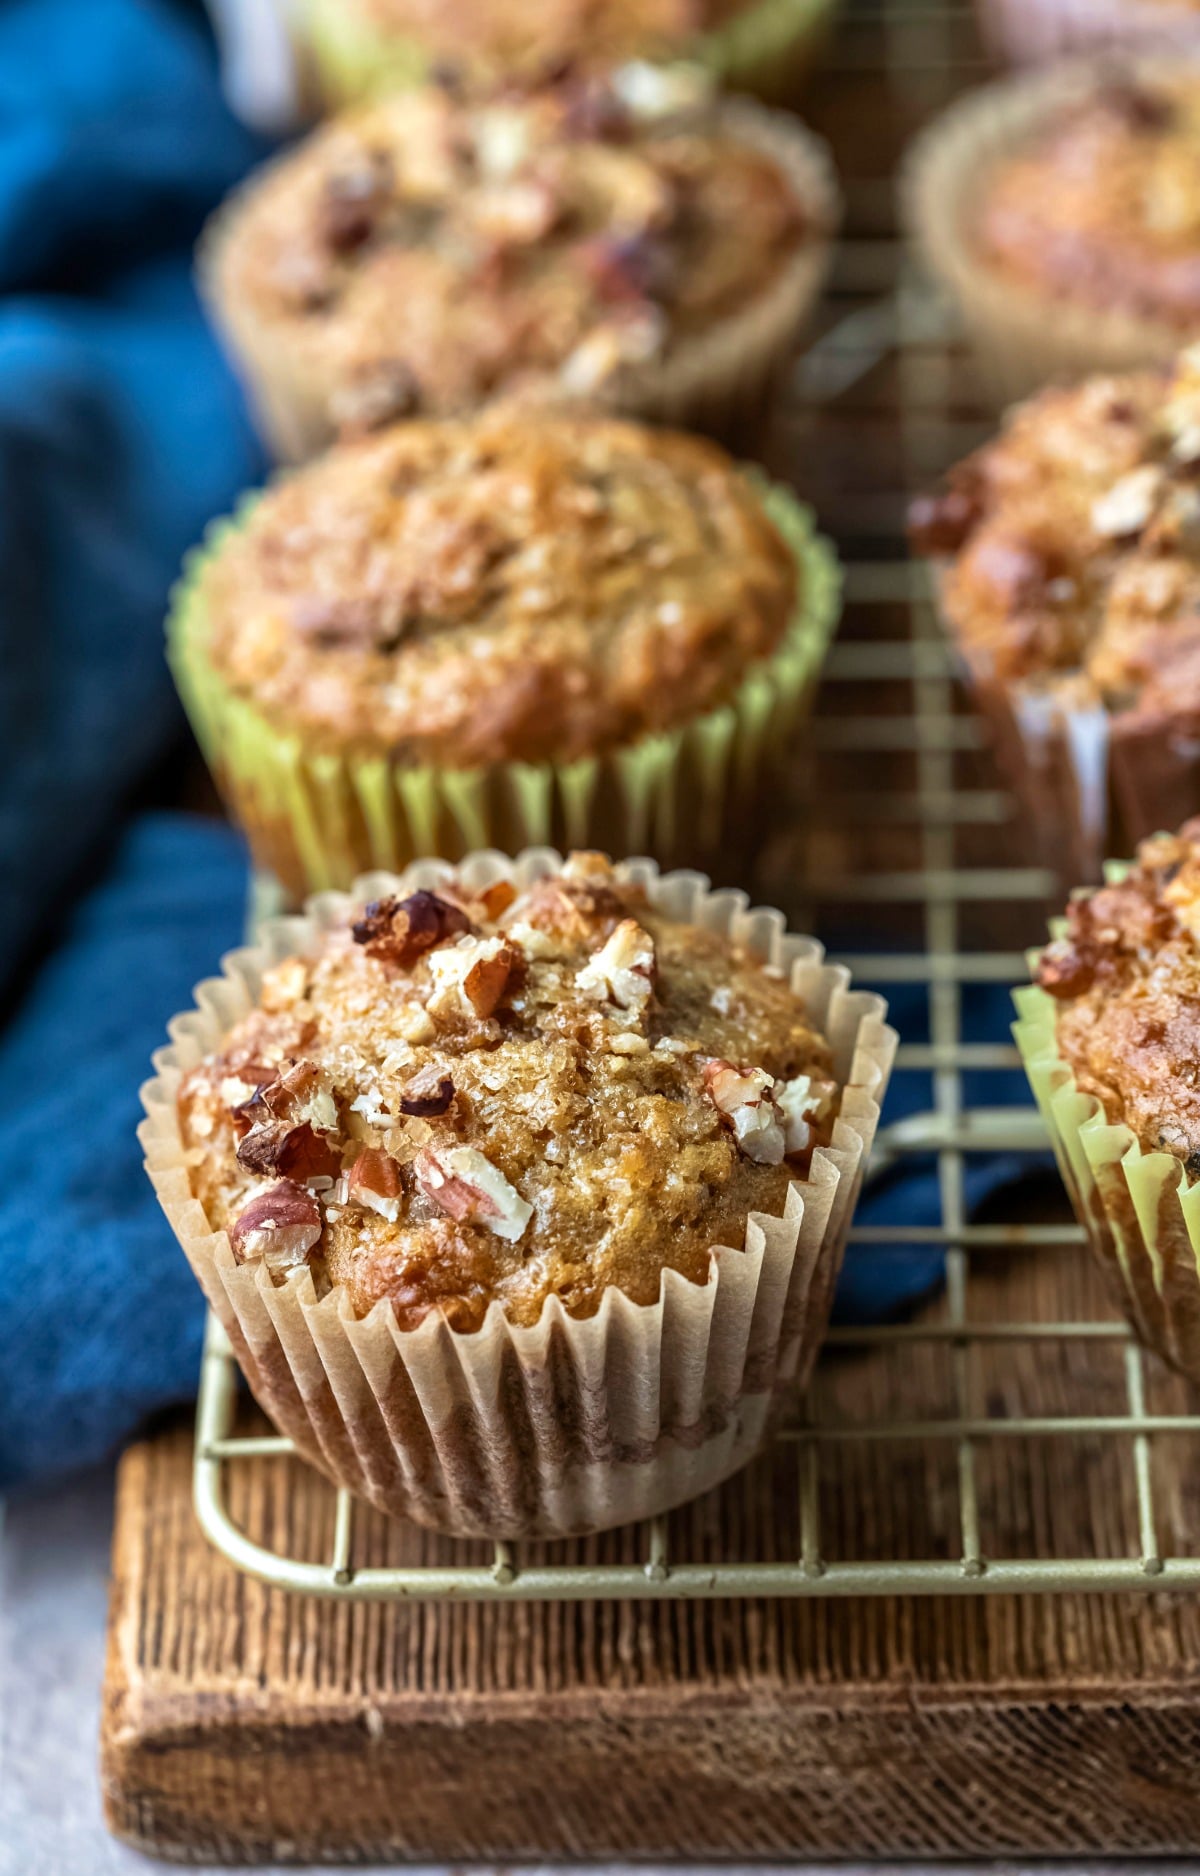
[191,0,1200,1601]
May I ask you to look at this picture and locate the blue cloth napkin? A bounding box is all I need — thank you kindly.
[0,0,1043,1492]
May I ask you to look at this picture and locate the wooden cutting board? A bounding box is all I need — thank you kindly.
[100,1235,1200,1865]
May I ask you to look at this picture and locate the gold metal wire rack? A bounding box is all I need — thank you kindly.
[190,0,1200,1601]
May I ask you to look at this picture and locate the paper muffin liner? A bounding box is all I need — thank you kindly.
[902,59,1190,406]
[931,573,1200,884]
[1015,894,1200,1382]
[140,848,896,1538]
[168,479,841,903]
[198,97,840,463]
[294,0,841,111]
[975,0,1200,66]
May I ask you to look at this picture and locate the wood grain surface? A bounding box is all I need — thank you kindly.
[101,1232,1200,1864]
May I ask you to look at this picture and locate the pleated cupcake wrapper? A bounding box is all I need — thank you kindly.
[933,574,1200,885]
[1015,892,1200,1383]
[296,0,841,110]
[140,849,896,1538]
[975,0,1200,65]
[902,58,1190,407]
[199,97,840,463]
[168,481,840,902]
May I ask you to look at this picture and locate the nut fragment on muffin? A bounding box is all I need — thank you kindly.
[908,344,1200,874]
[202,66,837,457]
[177,854,843,1332]
[169,403,834,893]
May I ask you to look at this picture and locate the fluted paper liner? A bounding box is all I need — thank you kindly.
[932,572,1200,885]
[1015,878,1200,1380]
[168,481,841,900]
[903,59,1192,406]
[199,97,840,463]
[296,0,841,113]
[975,0,1200,66]
[141,848,895,1538]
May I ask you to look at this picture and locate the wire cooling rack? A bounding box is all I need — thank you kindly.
[191,0,1200,1599]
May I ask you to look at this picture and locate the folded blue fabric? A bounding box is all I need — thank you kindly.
[0,0,1043,1491]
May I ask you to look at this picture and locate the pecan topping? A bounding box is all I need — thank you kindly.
[581,231,673,306]
[1036,941,1095,1000]
[477,877,516,919]
[702,1059,786,1165]
[236,1119,341,1182]
[330,359,421,436]
[397,1067,456,1117]
[462,942,524,1018]
[320,152,392,254]
[575,918,655,1011]
[352,890,473,967]
[346,1146,403,1219]
[414,1144,532,1241]
[229,1180,323,1269]
[907,482,984,556]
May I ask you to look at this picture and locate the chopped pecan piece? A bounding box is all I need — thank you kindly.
[1035,939,1095,999]
[463,942,524,1018]
[236,1119,341,1182]
[352,890,473,968]
[397,1067,456,1117]
[478,877,516,920]
[229,1180,322,1269]
[1091,465,1164,540]
[320,151,392,254]
[575,918,655,1011]
[346,1146,403,1220]
[702,1059,786,1165]
[331,359,421,436]
[907,481,984,556]
[413,1144,532,1241]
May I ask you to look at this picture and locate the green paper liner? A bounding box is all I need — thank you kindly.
[1015,876,1200,1381]
[168,479,840,901]
[295,0,841,109]
[141,849,896,1537]
[903,58,1190,407]
[199,96,840,463]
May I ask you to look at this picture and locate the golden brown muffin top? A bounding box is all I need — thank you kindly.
[213,70,812,425]
[908,348,1200,719]
[1037,821,1200,1168]
[177,854,839,1331]
[346,0,749,84]
[197,407,797,767]
[978,74,1200,329]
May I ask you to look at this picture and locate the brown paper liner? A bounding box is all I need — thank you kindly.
[933,572,1200,885]
[902,58,1192,406]
[141,849,896,1539]
[1015,920,1200,1383]
[198,97,840,463]
[975,0,1200,65]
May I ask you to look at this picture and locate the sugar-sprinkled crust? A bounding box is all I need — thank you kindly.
[196,407,797,767]
[1036,820,1200,1169]
[977,75,1200,329]
[177,854,839,1330]
[908,347,1200,724]
[211,69,813,426]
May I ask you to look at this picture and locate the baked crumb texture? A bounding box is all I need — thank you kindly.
[1017,819,1200,1383]
[978,75,1200,329]
[207,70,818,448]
[148,852,893,1535]
[178,854,840,1332]
[197,409,796,769]
[909,346,1200,871]
[1035,820,1200,1168]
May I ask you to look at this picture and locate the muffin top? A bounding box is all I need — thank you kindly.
[908,347,1200,722]
[212,69,813,426]
[1036,821,1200,1169]
[194,406,798,767]
[177,854,840,1331]
[335,0,751,86]
[977,74,1200,329]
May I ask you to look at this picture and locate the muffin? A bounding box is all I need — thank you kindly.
[142,848,895,1536]
[169,405,840,899]
[295,0,840,110]
[975,0,1200,68]
[1015,820,1200,1381]
[909,347,1200,883]
[904,62,1200,403]
[201,69,839,460]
